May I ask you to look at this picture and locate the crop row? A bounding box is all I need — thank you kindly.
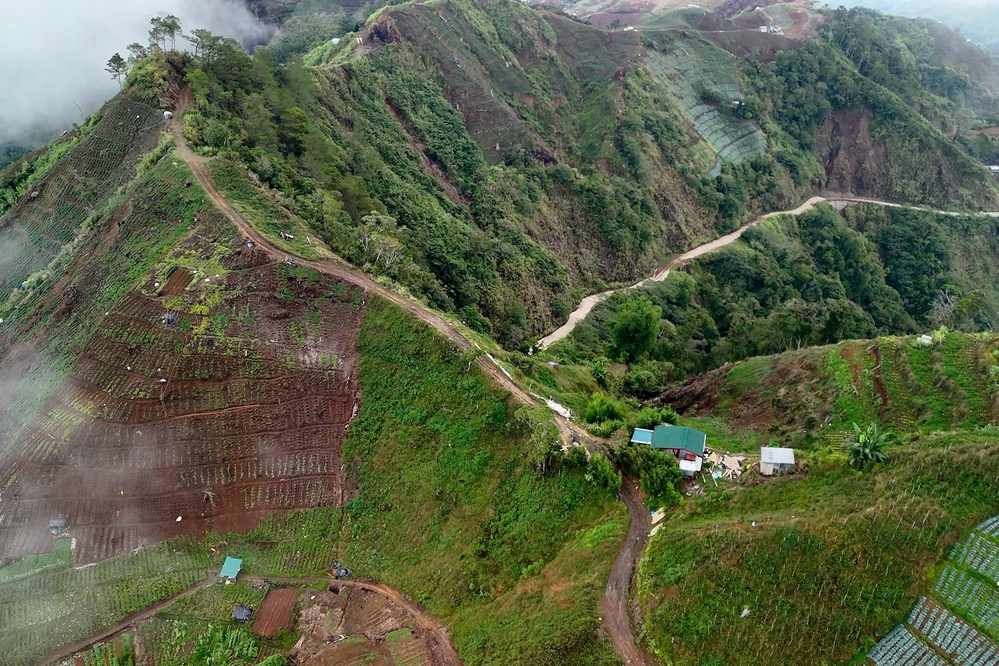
[935,565,999,634]
[953,531,999,584]
[908,597,999,666]
[240,477,339,510]
[61,425,341,469]
[868,625,949,666]
[177,451,341,488]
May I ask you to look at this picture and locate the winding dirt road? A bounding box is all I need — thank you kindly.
[538,195,999,349]
[169,106,655,664]
[168,102,999,666]
[602,481,654,666]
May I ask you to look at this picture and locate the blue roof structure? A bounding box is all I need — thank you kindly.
[220,556,242,581]
[630,428,654,445]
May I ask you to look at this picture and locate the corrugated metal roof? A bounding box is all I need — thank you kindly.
[652,425,706,456]
[631,428,654,444]
[760,447,795,464]
[220,556,243,578]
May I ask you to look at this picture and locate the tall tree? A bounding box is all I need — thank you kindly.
[612,297,662,362]
[160,14,182,50]
[185,28,222,62]
[105,53,128,90]
[148,16,166,50]
[126,42,148,66]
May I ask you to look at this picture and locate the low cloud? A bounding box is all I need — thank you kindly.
[0,0,274,147]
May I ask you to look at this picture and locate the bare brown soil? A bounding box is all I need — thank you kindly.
[161,267,193,296]
[253,587,300,638]
[239,577,459,666]
[0,253,365,564]
[816,107,889,197]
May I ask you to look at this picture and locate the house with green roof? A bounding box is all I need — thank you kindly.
[631,424,706,476]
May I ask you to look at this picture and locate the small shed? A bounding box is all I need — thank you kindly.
[232,605,253,622]
[220,556,243,584]
[630,428,654,445]
[48,517,69,534]
[163,111,173,121]
[760,447,795,476]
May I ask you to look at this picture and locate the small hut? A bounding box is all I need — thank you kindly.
[220,556,243,585]
[760,447,795,476]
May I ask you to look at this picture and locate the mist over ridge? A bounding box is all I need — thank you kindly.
[0,0,273,148]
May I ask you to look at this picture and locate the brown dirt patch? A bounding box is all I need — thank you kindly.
[161,268,193,296]
[0,224,366,565]
[815,107,889,198]
[292,587,441,666]
[253,587,299,638]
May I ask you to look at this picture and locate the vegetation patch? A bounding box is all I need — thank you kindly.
[637,435,999,665]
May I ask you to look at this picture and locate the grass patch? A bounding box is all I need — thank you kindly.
[637,434,999,665]
[338,295,623,663]
[0,538,211,666]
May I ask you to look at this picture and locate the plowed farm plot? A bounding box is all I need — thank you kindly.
[252,587,299,637]
[0,249,366,566]
[292,588,439,666]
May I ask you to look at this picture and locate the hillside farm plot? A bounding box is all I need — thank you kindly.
[870,515,999,664]
[643,40,766,175]
[0,96,163,296]
[0,537,209,666]
[0,218,366,566]
[637,435,999,665]
[291,587,439,665]
[252,587,299,638]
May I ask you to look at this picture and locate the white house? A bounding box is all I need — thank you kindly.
[760,447,795,476]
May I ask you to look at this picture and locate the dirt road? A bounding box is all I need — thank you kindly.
[173,102,987,666]
[601,481,654,665]
[538,194,999,349]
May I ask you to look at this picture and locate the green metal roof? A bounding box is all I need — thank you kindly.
[652,425,706,456]
[631,428,654,445]
[220,556,242,579]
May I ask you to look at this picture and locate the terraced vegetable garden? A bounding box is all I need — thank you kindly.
[869,515,999,665]
[0,537,210,666]
[0,214,365,566]
[0,95,163,297]
[643,38,766,176]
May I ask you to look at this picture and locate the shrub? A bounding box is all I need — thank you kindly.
[586,453,622,495]
[584,392,626,423]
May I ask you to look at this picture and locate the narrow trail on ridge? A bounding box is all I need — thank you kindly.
[537,195,999,349]
[169,98,653,665]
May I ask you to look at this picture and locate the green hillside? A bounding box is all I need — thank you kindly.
[4,0,999,664]
[153,0,999,347]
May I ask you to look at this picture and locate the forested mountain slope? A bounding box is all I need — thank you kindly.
[143,0,999,348]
